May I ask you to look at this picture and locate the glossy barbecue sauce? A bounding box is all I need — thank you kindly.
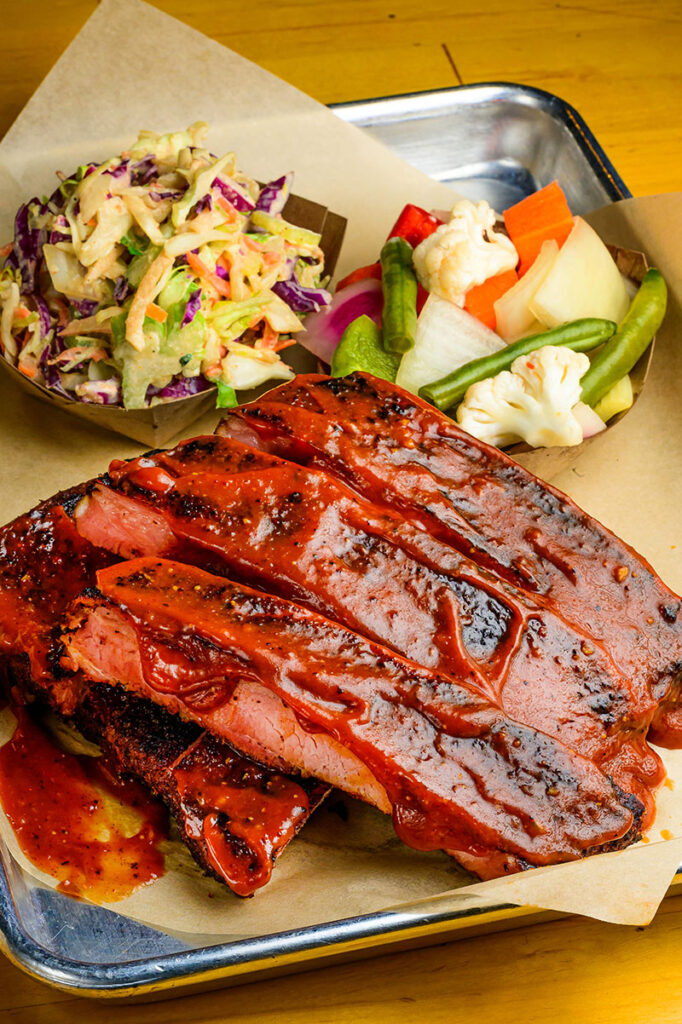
[0,501,332,899]
[172,736,313,896]
[74,557,637,872]
[100,437,666,828]
[229,373,682,726]
[106,441,505,693]
[0,505,169,900]
[0,706,167,901]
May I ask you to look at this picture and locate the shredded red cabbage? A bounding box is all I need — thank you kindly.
[113,276,130,303]
[131,157,158,185]
[39,345,71,399]
[212,177,255,213]
[34,296,52,339]
[103,160,130,178]
[272,277,331,313]
[194,194,213,214]
[255,173,293,215]
[148,189,182,201]
[181,289,202,325]
[71,298,99,317]
[146,374,212,402]
[12,201,47,294]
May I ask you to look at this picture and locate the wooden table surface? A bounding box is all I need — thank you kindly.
[1,1,681,1020]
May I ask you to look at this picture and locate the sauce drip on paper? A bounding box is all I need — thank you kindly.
[0,707,168,901]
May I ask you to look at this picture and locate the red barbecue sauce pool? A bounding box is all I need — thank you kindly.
[0,706,168,901]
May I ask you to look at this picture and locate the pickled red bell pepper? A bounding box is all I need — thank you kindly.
[336,205,440,305]
[387,204,444,248]
[336,263,382,292]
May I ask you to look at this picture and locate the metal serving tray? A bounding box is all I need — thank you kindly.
[0,83,643,1001]
[334,82,629,210]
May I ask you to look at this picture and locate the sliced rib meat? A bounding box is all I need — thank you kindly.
[62,556,641,877]
[0,494,328,895]
[221,373,682,745]
[72,436,665,825]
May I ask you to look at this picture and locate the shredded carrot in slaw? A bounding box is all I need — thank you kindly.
[146,302,168,324]
[186,252,232,299]
[216,196,240,222]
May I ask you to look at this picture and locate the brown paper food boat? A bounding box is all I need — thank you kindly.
[0,196,347,447]
[508,246,652,482]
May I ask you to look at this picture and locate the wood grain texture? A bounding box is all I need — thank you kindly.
[0,0,681,1019]
[2,0,681,193]
[4,896,682,1021]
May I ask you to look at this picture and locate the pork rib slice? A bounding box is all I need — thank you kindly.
[73,435,665,825]
[0,494,328,896]
[62,556,641,878]
[221,372,682,746]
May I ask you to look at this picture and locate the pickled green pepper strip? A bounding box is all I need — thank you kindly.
[330,315,401,382]
[580,269,667,408]
[380,236,418,353]
[420,318,617,412]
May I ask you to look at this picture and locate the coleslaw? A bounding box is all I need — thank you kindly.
[0,123,331,409]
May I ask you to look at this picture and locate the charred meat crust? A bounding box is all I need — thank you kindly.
[1,656,327,894]
[0,494,331,896]
[64,557,641,870]
[229,373,682,740]
[90,433,667,829]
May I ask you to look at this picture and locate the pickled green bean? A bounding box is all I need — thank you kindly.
[380,237,418,354]
[580,269,667,408]
[420,318,616,412]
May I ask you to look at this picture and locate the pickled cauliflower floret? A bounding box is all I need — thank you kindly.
[413,200,518,306]
[456,345,590,449]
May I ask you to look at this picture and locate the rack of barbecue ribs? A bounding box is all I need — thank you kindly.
[0,497,329,896]
[1,372,681,894]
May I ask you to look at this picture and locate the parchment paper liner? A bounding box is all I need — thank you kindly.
[0,199,347,447]
[0,0,680,934]
[510,246,653,482]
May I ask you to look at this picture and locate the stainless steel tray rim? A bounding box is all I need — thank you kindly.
[0,875,522,996]
[332,82,631,204]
